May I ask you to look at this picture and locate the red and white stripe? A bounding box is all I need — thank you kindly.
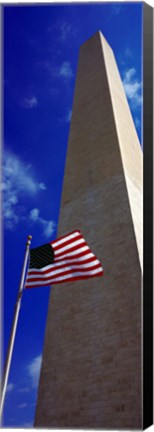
[25,230,103,288]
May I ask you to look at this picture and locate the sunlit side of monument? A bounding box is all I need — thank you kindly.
[35,31,143,429]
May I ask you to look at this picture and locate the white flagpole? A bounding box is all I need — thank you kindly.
[0,234,32,420]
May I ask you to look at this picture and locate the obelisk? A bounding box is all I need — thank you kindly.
[35,31,143,429]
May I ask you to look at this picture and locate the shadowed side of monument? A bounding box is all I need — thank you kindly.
[35,31,142,429]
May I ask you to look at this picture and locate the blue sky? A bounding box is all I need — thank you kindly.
[2,2,142,427]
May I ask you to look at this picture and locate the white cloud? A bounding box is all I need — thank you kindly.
[18,386,30,393]
[20,96,38,109]
[59,109,72,125]
[124,68,136,82]
[48,19,77,43]
[122,68,142,109]
[29,208,55,238]
[58,61,73,79]
[38,56,73,82]
[21,421,33,427]
[135,117,141,131]
[65,109,72,123]
[2,151,43,194]
[6,383,14,393]
[60,22,72,41]
[53,61,73,80]
[27,355,42,389]
[59,22,77,42]
[42,220,55,238]
[39,182,47,191]
[124,82,141,101]
[29,208,40,222]
[124,48,132,59]
[2,151,47,230]
[18,403,28,409]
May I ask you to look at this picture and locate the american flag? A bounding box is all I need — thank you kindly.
[25,230,103,288]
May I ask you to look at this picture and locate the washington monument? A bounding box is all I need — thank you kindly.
[35,31,143,429]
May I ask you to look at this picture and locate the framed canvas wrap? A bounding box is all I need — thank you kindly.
[1,2,153,430]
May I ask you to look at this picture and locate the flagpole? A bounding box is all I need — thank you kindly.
[0,234,32,420]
